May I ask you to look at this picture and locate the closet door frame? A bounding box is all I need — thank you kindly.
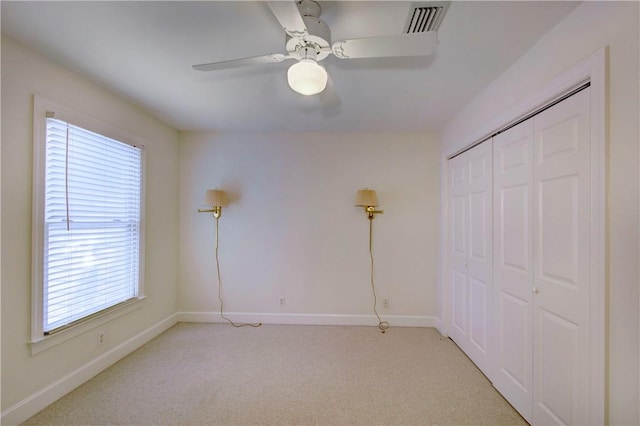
[438,48,605,424]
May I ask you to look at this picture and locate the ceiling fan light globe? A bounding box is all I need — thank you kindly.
[287,59,328,96]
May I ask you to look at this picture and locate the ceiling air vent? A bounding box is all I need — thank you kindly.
[405,2,450,33]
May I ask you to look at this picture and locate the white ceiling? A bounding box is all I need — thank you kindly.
[1,1,579,133]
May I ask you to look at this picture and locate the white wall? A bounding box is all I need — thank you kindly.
[439,2,639,424]
[1,36,180,418]
[179,131,439,325]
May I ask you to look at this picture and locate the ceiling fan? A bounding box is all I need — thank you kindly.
[192,0,441,97]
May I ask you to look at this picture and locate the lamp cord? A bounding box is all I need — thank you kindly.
[214,217,261,328]
[369,219,389,334]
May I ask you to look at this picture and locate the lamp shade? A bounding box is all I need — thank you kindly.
[287,59,328,96]
[355,188,378,206]
[204,189,227,207]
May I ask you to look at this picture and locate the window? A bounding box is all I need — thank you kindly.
[32,97,145,347]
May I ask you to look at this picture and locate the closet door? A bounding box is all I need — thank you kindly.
[532,88,591,426]
[449,141,493,376]
[493,120,534,423]
[492,87,592,425]
[449,153,469,349]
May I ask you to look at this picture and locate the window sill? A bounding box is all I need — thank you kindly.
[30,296,146,356]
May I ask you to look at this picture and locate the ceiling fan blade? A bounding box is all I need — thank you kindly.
[332,31,438,59]
[193,53,292,72]
[267,1,308,39]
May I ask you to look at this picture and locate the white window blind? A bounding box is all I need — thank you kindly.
[43,117,142,333]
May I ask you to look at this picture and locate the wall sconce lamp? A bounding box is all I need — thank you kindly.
[355,188,384,220]
[355,188,389,333]
[197,188,261,328]
[198,189,227,219]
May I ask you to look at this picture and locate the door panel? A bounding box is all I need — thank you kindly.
[449,154,468,347]
[470,193,489,260]
[493,119,534,422]
[452,269,467,335]
[465,142,493,375]
[539,176,579,287]
[536,308,578,425]
[502,184,529,270]
[532,88,591,426]
[448,141,492,376]
[501,292,529,390]
[452,195,466,255]
[469,276,488,351]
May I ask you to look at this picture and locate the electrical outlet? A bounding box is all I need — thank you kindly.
[97,332,105,347]
[383,299,390,309]
[279,297,286,307]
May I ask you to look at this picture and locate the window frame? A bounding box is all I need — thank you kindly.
[31,96,146,354]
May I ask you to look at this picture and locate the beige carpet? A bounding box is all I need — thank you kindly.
[23,323,527,425]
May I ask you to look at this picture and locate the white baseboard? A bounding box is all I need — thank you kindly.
[177,311,437,328]
[1,313,178,426]
[433,317,446,336]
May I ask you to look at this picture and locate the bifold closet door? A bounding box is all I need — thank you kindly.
[531,88,591,426]
[449,141,492,377]
[493,119,535,423]
[493,87,592,425]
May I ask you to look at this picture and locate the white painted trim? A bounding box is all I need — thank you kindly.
[586,48,607,426]
[1,314,178,426]
[30,297,146,355]
[0,52,2,426]
[177,311,437,328]
[442,49,603,160]
[439,48,606,425]
[437,153,450,338]
[433,317,444,336]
